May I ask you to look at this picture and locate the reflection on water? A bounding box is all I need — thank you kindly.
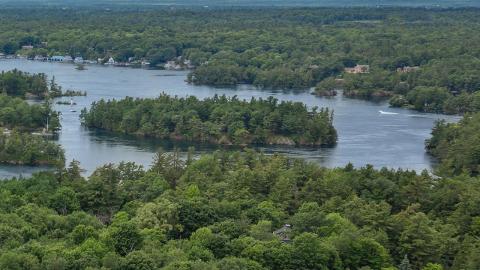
[0,59,461,178]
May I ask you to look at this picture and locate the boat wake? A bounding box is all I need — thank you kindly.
[379,110,399,115]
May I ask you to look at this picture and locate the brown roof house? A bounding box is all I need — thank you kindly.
[345,64,370,74]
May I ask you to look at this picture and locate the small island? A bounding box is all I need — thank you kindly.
[81,94,337,146]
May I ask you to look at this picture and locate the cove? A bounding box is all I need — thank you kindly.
[0,59,460,177]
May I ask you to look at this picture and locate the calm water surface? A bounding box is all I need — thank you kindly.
[0,59,460,177]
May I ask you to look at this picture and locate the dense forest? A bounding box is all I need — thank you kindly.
[0,149,478,270]
[426,112,480,177]
[0,69,50,98]
[0,95,60,131]
[0,70,63,165]
[0,131,64,166]
[81,94,337,146]
[1,8,480,112]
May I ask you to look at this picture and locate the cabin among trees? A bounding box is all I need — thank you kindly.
[344,64,370,74]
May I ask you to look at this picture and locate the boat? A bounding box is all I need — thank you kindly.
[70,98,77,112]
[379,110,399,115]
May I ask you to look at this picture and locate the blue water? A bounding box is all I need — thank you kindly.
[0,59,460,178]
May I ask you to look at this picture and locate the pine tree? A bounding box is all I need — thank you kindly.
[399,255,412,270]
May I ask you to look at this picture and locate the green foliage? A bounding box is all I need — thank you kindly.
[1,7,480,107]
[426,113,480,176]
[81,94,337,146]
[0,69,49,98]
[0,95,60,131]
[0,131,64,166]
[0,151,477,269]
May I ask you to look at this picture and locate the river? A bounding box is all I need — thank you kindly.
[0,59,460,178]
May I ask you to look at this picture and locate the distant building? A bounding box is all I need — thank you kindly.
[74,57,84,64]
[50,56,65,62]
[273,224,292,243]
[397,66,420,73]
[183,59,195,69]
[105,57,115,65]
[164,60,182,70]
[0,53,5,58]
[345,64,370,74]
[21,45,34,50]
[64,56,73,62]
[85,59,98,64]
[34,55,47,61]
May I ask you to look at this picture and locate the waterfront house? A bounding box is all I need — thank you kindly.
[164,60,183,70]
[34,55,47,61]
[345,64,370,74]
[50,56,65,62]
[0,53,5,59]
[64,56,73,62]
[184,59,195,69]
[105,57,115,65]
[74,57,84,64]
[21,45,34,50]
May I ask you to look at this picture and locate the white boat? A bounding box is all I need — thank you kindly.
[379,110,399,115]
[70,99,76,112]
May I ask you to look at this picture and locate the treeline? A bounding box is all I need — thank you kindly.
[0,69,82,99]
[0,69,49,98]
[0,69,63,166]
[1,8,480,100]
[0,95,60,131]
[427,112,480,176]
[80,94,337,146]
[0,150,478,269]
[0,131,64,166]
[332,57,480,113]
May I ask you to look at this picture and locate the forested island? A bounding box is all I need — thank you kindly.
[81,95,337,146]
[1,8,480,113]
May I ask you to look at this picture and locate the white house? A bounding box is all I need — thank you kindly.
[74,57,84,64]
[105,57,115,65]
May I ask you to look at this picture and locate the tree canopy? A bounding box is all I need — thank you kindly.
[81,94,337,146]
[0,150,478,269]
